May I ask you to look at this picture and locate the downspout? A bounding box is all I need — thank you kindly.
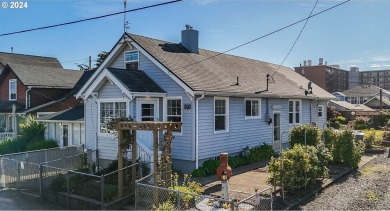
[310,99,313,124]
[25,86,32,109]
[195,94,205,169]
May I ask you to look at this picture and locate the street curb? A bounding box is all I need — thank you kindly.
[283,156,378,210]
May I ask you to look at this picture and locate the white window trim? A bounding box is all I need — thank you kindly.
[318,105,325,118]
[244,98,261,120]
[9,79,17,101]
[124,50,140,70]
[288,99,302,125]
[97,98,129,136]
[214,96,229,134]
[166,96,183,136]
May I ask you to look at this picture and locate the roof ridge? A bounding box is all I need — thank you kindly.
[0,51,59,60]
[126,32,287,69]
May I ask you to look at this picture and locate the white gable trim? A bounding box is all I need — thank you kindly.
[83,68,133,101]
[76,37,126,99]
[127,37,194,97]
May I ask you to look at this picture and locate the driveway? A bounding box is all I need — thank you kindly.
[0,189,64,210]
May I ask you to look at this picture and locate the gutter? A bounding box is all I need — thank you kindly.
[195,94,205,169]
[193,91,336,101]
[25,86,32,109]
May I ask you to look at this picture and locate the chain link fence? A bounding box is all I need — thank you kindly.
[0,145,84,164]
[42,161,140,209]
[136,177,239,210]
[233,187,273,210]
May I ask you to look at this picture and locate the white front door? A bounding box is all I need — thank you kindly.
[137,98,159,148]
[62,124,70,147]
[273,112,281,152]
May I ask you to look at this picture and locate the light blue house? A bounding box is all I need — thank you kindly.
[76,26,335,173]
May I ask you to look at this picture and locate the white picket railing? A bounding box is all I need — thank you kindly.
[127,139,154,172]
[0,132,16,141]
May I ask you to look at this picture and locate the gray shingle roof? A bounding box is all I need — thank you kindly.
[0,52,62,68]
[127,33,335,100]
[108,68,165,93]
[329,100,375,111]
[36,106,84,122]
[6,63,83,88]
[342,85,390,97]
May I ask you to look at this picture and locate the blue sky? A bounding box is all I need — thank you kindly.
[0,0,389,71]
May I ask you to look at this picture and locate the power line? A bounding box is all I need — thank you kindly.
[270,0,319,78]
[177,0,350,71]
[0,0,182,37]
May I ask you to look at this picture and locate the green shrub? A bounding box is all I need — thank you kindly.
[289,124,321,147]
[191,144,275,177]
[169,174,202,209]
[19,115,45,142]
[201,159,220,176]
[363,129,378,149]
[323,127,338,156]
[246,144,275,163]
[335,116,347,125]
[267,144,329,193]
[26,140,59,151]
[354,116,369,130]
[49,174,66,192]
[333,129,365,167]
[153,200,175,211]
[382,130,390,142]
[0,138,26,155]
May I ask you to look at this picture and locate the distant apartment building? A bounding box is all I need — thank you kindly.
[294,58,351,93]
[360,70,390,90]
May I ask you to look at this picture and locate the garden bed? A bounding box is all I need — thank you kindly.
[365,146,386,154]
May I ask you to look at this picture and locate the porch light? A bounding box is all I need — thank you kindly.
[351,111,356,116]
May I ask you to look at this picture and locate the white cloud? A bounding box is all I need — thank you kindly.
[369,63,390,68]
[370,55,390,62]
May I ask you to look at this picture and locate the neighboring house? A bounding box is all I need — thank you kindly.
[76,26,335,173]
[36,106,85,147]
[333,92,346,101]
[364,96,390,110]
[329,100,378,120]
[342,85,390,105]
[0,52,83,140]
[35,71,95,147]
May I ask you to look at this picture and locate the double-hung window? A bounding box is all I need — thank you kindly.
[9,79,17,101]
[289,100,301,124]
[318,105,324,118]
[124,50,139,71]
[100,102,127,133]
[167,98,182,133]
[245,98,261,119]
[214,97,229,133]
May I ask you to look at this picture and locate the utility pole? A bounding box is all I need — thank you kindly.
[380,88,383,110]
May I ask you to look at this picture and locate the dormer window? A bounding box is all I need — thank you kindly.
[9,79,17,101]
[124,50,139,71]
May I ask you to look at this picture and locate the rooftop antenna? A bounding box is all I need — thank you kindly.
[123,0,130,34]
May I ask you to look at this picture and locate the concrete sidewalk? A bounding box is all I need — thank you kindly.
[0,189,65,210]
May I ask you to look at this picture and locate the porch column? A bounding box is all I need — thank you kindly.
[131,130,137,192]
[118,129,124,198]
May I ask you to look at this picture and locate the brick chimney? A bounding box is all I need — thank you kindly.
[181,24,199,54]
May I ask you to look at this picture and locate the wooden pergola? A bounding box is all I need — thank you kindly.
[114,121,182,197]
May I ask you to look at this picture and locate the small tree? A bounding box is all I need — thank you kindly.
[289,124,321,147]
[333,129,365,167]
[95,51,109,68]
[267,144,330,193]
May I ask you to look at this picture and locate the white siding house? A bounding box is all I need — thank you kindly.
[76,28,335,173]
